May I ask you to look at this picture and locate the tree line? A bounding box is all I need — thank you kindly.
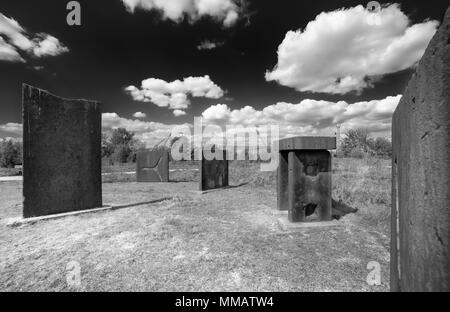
[339,128,392,159]
[0,128,144,168]
[0,127,392,168]
[0,140,22,168]
[101,128,145,164]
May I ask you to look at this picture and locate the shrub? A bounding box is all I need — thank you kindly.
[112,144,132,163]
[101,134,114,158]
[368,137,392,158]
[341,128,392,159]
[341,128,370,157]
[0,140,22,168]
[111,128,135,146]
[128,138,145,162]
[348,147,366,159]
[102,128,144,163]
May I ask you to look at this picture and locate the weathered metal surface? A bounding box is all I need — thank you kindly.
[22,84,102,218]
[287,150,332,222]
[200,150,229,191]
[277,151,289,210]
[391,7,450,292]
[278,136,336,151]
[136,148,169,182]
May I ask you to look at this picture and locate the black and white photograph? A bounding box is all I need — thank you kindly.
[0,0,449,297]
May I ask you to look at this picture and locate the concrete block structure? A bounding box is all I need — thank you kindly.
[22,84,102,218]
[136,148,169,182]
[200,149,229,191]
[277,136,336,222]
[391,7,450,292]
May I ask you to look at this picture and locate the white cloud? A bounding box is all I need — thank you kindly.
[202,95,402,137]
[183,76,224,98]
[265,4,438,94]
[223,9,239,27]
[133,111,147,118]
[173,109,186,117]
[121,0,242,27]
[0,122,22,138]
[0,12,69,62]
[0,13,31,50]
[32,34,69,57]
[1,95,400,147]
[125,75,224,114]
[0,114,184,147]
[101,112,187,147]
[102,112,157,133]
[0,37,24,62]
[197,40,224,50]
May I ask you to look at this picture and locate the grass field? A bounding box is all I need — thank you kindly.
[0,157,391,291]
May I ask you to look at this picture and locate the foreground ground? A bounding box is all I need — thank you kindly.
[0,158,391,291]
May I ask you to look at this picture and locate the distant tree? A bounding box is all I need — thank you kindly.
[112,144,132,163]
[340,128,392,158]
[0,140,22,168]
[103,128,144,163]
[127,137,145,162]
[110,128,135,147]
[341,128,370,157]
[368,137,392,158]
[101,133,114,158]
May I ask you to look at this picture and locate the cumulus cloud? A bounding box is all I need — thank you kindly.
[197,40,224,50]
[0,122,22,138]
[101,112,187,147]
[133,111,147,118]
[0,12,68,62]
[1,94,400,147]
[0,37,24,62]
[102,112,157,133]
[121,0,242,27]
[0,13,31,50]
[32,34,69,57]
[125,75,224,114]
[0,114,182,147]
[265,4,438,94]
[202,95,401,137]
[173,109,186,117]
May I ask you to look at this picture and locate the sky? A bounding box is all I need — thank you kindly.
[0,0,448,145]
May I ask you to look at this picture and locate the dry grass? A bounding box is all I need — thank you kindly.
[230,157,391,236]
[0,157,391,291]
[332,158,391,236]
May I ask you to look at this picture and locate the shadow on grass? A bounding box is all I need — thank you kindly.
[332,198,358,220]
[111,197,173,210]
[200,182,249,194]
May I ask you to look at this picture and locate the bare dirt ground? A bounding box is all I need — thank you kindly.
[0,158,390,291]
